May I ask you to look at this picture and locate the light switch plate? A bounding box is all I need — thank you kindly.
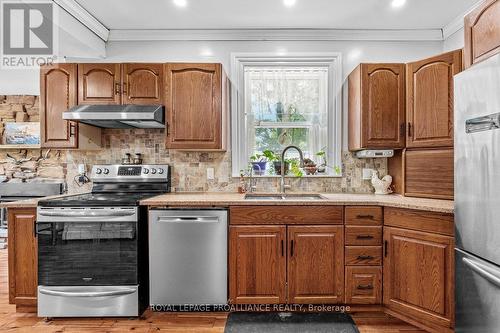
[207,168,215,180]
[362,168,373,180]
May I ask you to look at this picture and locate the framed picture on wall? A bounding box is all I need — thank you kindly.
[3,122,41,145]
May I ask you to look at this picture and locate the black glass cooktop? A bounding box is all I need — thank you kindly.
[38,192,158,207]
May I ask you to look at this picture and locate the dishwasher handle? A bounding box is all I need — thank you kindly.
[156,216,220,223]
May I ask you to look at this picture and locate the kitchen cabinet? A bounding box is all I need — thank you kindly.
[165,63,229,150]
[464,0,500,68]
[345,266,382,305]
[78,63,163,105]
[122,63,164,104]
[287,226,344,304]
[78,64,122,105]
[383,226,454,332]
[404,148,454,200]
[229,225,286,304]
[406,50,462,148]
[348,63,406,151]
[8,208,37,312]
[40,64,101,149]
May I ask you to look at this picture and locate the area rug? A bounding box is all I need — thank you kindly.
[224,312,360,333]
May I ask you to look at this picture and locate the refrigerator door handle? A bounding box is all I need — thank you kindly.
[463,257,500,287]
[465,112,500,133]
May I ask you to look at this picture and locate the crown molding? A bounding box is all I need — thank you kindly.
[53,0,109,41]
[107,29,444,42]
[442,0,484,40]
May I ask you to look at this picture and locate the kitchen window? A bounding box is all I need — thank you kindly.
[231,53,342,177]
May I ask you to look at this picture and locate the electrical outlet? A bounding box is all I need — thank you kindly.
[206,168,215,180]
[362,168,374,180]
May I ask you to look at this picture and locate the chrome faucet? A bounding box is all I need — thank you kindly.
[280,145,304,193]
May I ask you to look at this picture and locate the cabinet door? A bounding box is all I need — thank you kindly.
[405,148,454,200]
[8,208,37,310]
[122,63,163,104]
[40,64,78,148]
[165,63,223,149]
[464,0,500,68]
[406,50,462,148]
[362,64,406,149]
[78,64,121,105]
[288,226,344,304]
[229,226,286,304]
[383,227,454,329]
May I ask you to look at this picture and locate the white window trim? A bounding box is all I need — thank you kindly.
[230,52,343,178]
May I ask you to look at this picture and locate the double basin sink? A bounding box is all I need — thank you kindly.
[244,193,327,201]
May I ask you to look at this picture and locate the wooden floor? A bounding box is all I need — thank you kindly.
[0,249,425,332]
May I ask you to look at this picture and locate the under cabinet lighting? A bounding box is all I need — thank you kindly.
[283,0,296,7]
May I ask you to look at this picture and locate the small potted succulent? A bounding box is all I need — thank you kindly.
[303,158,318,175]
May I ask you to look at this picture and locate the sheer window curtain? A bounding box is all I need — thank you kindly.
[244,66,329,165]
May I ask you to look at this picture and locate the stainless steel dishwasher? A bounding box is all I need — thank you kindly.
[149,209,227,306]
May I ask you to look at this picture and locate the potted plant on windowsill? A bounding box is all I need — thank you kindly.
[303,158,318,175]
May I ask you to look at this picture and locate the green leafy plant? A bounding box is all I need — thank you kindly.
[288,158,303,177]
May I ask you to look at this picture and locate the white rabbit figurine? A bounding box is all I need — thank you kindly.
[371,170,393,195]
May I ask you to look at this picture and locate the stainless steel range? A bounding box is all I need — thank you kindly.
[36,164,171,318]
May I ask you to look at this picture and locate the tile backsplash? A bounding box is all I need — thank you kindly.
[0,96,387,194]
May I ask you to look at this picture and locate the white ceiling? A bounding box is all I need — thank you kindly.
[74,0,478,31]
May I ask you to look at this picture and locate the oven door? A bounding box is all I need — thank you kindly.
[36,207,139,286]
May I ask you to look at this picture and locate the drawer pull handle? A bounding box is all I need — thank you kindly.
[356,235,374,240]
[357,255,374,260]
[357,284,374,290]
[356,214,374,220]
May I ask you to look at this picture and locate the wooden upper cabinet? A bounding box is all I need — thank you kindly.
[165,63,228,150]
[287,226,344,304]
[78,64,121,105]
[122,63,163,104]
[406,50,462,148]
[229,225,286,304]
[348,63,406,151]
[40,64,78,148]
[8,208,37,310]
[464,0,500,68]
[383,227,454,330]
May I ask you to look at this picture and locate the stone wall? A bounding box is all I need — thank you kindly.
[0,96,387,194]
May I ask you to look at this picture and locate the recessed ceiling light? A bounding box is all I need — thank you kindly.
[283,0,296,7]
[391,0,406,8]
[173,0,187,7]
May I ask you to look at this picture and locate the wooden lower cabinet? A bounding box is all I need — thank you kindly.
[229,225,344,304]
[288,226,344,304]
[8,208,37,311]
[345,266,382,304]
[229,226,286,304]
[383,226,454,332]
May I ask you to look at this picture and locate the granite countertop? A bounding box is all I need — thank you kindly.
[2,192,454,214]
[140,192,454,214]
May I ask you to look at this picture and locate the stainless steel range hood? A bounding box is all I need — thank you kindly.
[63,105,165,129]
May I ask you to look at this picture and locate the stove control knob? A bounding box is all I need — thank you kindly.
[151,168,157,174]
[95,168,102,175]
[158,168,164,174]
[103,168,110,175]
[143,168,149,174]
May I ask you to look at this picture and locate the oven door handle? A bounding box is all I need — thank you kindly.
[38,210,135,218]
[38,287,136,297]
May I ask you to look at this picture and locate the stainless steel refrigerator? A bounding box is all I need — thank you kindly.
[455,53,500,332]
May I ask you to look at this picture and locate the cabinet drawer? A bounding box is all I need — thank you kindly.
[345,266,382,304]
[345,206,382,225]
[345,226,382,246]
[345,246,382,266]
